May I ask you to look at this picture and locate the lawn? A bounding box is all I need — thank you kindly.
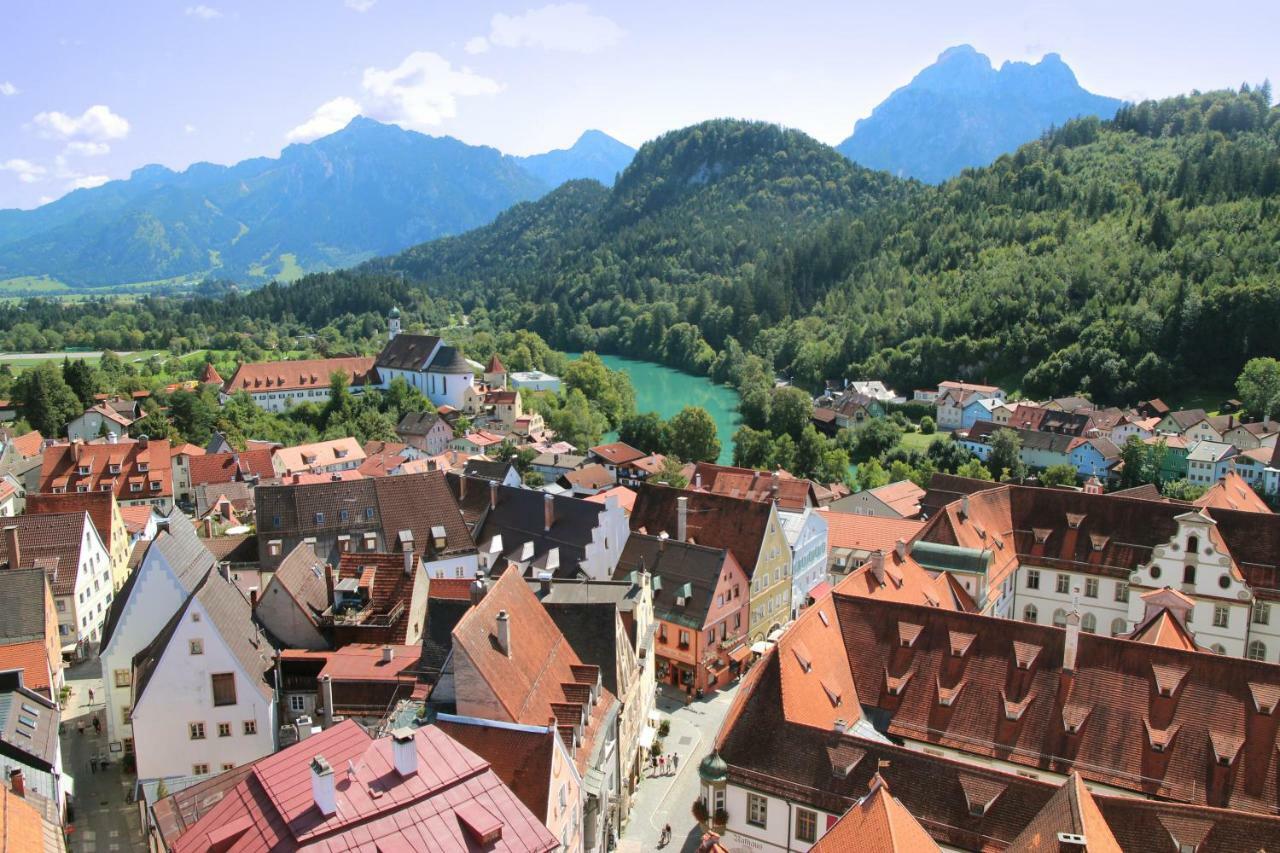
[0,349,173,371]
[0,275,72,294]
[899,430,944,453]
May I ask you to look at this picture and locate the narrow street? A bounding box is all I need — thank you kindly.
[60,657,145,852]
[618,682,739,853]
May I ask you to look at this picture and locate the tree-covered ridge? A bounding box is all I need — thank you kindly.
[0,89,1276,413]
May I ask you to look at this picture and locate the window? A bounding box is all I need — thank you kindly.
[1254,601,1271,626]
[1111,618,1127,636]
[1187,535,1199,555]
[193,763,209,775]
[189,722,206,740]
[1150,565,1162,580]
[1115,581,1129,603]
[746,793,768,828]
[121,705,130,724]
[1213,605,1230,628]
[1056,574,1070,594]
[1052,608,1068,628]
[56,599,65,612]
[222,763,235,772]
[189,639,203,655]
[1084,578,1098,599]
[1248,640,1267,662]
[217,722,232,738]
[1023,604,1038,623]
[678,630,690,648]
[1211,644,1227,655]
[795,808,817,843]
[114,669,131,688]
[1183,565,1196,585]
[1081,613,1097,634]
[211,673,237,706]
[1025,569,1039,590]
[244,720,257,735]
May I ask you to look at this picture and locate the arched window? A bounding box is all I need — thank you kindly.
[1183,565,1196,585]
[1248,640,1267,662]
[1187,535,1199,555]
[1052,608,1068,628]
[1111,618,1127,636]
[1023,604,1038,623]
[1211,644,1227,655]
[1081,613,1097,634]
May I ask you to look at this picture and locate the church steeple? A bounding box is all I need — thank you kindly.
[387,306,402,341]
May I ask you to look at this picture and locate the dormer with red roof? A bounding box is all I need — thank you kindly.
[39,435,174,512]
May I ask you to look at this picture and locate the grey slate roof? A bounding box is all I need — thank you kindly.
[530,579,638,696]
[614,533,730,631]
[270,542,328,625]
[0,569,51,643]
[396,411,445,436]
[375,333,442,372]
[428,345,472,375]
[0,671,59,769]
[462,459,515,484]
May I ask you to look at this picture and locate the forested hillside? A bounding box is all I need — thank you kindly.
[2,88,1277,408]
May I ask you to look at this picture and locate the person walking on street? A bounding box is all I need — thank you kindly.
[671,751,680,772]
[660,824,671,846]
[87,688,94,704]
[92,716,101,735]
[657,754,666,776]
[89,756,96,773]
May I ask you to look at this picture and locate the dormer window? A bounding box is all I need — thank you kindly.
[1033,528,1051,544]
[77,465,90,476]
[76,485,88,493]
[150,481,160,491]
[138,462,149,473]
[130,483,141,492]
[314,512,325,525]
[1066,513,1085,529]
[108,464,120,474]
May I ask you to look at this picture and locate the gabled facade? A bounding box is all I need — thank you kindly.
[26,491,131,591]
[130,568,276,781]
[395,410,454,457]
[220,356,377,413]
[98,512,214,753]
[39,435,174,512]
[780,507,828,618]
[375,328,477,410]
[252,542,329,650]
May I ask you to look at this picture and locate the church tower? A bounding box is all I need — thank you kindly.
[387,306,402,341]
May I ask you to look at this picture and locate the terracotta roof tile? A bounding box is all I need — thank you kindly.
[631,484,772,575]
[39,437,173,501]
[812,775,941,852]
[187,449,275,486]
[223,356,377,395]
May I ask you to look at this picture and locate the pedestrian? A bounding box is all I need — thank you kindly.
[88,688,94,704]
[657,754,665,776]
[89,756,96,773]
[671,751,680,772]
[661,824,672,846]
[76,720,85,736]
[93,716,101,735]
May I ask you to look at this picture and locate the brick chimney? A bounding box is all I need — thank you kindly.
[325,564,336,607]
[496,609,511,657]
[869,551,886,585]
[470,570,489,606]
[3,525,19,569]
[677,496,688,542]
[1063,611,1081,673]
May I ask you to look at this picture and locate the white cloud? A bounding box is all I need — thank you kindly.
[0,82,17,97]
[464,36,490,55]
[360,51,501,130]
[65,141,110,157]
[285,96,362,142]
[32,104,130,141]
[486,4,622,53]
[344,0,376,10]
[68,174,109,191]
[185,5,221,19]
[184,123,197,134]
[0,159,47,183]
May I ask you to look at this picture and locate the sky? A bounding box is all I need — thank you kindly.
[1,0,1276,209]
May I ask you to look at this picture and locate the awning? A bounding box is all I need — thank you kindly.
[750,641,770,655]
[648,709,662,723]
[61,772,75,798]
[638,726,657,751]
[728,644,752,664]
[767,627,785,642]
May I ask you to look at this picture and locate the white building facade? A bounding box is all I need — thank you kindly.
[779,508,828,618]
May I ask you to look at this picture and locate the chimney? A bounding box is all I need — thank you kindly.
[218,562,230,582]
[694,473,702,490]
[139,434,149,449]
[489,479,498,510]
[3,526,19,569]
[960,495,970,518]
[470,570,489,606]
[833,718,846,733]
[894,539,907,561]
[538,570,552,597]
[403,549,415,576]
[249,587,259,610]
[202,516,214,538]
[8,768,24,798]
[319,674,335,727]
[381,645,395,664]
[1063,611,1081,673]
[543,492,554,532]
[496,609,511,657]
[869,551,886,585]
[325,564,336,607]
[391,728,418,777]
[310,756,337,816]
[107,431,118,445]
[677,496,688,542]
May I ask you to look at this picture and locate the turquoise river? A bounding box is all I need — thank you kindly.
[566,354,741,465]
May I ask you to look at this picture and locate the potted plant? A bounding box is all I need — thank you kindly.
[714,807,729,827]
[658,719,671,738]
[691,798,710,824]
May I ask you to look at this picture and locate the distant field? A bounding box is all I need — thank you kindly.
[0,349,174,370]
[0,275,73,294]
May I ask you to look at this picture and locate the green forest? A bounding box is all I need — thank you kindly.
[2,86,1278,413]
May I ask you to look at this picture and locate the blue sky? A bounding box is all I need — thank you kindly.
[1,0,1275,209]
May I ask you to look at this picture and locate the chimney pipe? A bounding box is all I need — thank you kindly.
[381,645,394,664]
[677,496,688,542]
[403,549,415,576]
[694,473,702,490]
[139,434,149,449]
[543,492,554,532]
[1063,611,1081,673]
[3,525,19,569]
[249,587,259,610]
[107,431,118,445]
[538,570,552,597]
[310,756,337,816]
[895,539,907,561]
[8,768,24,798]
[470,570,489,606]
[319,674,335,728]
[489,479,498,510]
[203,516,214,538]
[391,728,418,777]
[219,562,230,582]
[325,564,336,607]
[869,551,886,585]
[496,609,511,657]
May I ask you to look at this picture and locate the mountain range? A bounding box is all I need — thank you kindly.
[0,121,636,289]
[837,45,1124,182]
[0,45,1121,290]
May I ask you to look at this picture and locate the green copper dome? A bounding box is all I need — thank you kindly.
[388,306,401,319]
[698,750,728,783]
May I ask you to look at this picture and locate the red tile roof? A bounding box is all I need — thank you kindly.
[589,442,646,465]
[333,553,422,645]
[866,480,926,517]
[118,504,154,535]
[198,362,223,385]
[1127,608,1201,652]
[188,449,276,487]
[1194,472,1271,514]
[427,578,475,601]
[583,486,636,513]
[819,509,926,554]
[562,463,612,490]
[451,567,616,773]
[8,430,43,459]
[0,640,51,693]
[170,720,558,853]
[835,550,972,612]
[630,483,773,575]
[40,437,173,501]
[811,775,941,852]
[485,354,505,373]
[222,356,377,395]
[279,644,421,682]
[688,462,818,510]
[0,512,94,595]
[25,491,120,552]
[434,718,556,823]
[1006,773,1122,852]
